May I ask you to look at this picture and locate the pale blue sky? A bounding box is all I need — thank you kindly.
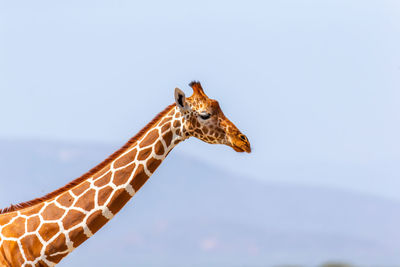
[0,0,399,199]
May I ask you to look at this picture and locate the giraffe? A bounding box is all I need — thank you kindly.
[0,81,251,266]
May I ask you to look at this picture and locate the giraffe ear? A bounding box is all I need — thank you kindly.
[174,88,189,111]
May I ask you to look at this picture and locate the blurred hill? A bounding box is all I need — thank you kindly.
[0,139,399,267]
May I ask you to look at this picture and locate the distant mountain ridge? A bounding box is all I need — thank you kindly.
[0,139,399,267]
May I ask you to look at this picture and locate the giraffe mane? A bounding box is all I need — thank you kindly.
[0,103,176,214]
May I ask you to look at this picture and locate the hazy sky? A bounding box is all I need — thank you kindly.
[0,0,399,199]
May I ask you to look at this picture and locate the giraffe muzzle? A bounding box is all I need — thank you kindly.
[230,134,251,153]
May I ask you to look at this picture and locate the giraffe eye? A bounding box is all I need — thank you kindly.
[199,112,211,120]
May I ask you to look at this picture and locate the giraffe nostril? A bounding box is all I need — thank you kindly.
[239,134,247,141]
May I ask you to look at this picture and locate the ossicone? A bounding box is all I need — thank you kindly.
[189,80,207,97]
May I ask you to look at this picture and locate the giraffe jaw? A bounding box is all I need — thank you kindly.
[232,144,251,153]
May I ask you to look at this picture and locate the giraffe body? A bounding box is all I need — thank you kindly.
[0,82,250,266]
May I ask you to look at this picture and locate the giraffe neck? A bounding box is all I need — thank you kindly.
[0,105,185,266]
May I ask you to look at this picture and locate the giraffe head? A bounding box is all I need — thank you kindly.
[174,81,251,153]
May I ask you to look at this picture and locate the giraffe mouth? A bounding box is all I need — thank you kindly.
[233,145,245,152]
[232,143,251,153]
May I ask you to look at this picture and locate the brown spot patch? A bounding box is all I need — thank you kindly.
[69,227,88,248]
[62,210,85,230]
[47,252,68,264]
[164,131,173,147]
[56,192,74,208]
[159,117,171,126]
[39,223,60,241]
[2,240,24,266]
[113,163,135,186]
[147,158,162,173]
[130,164,149,191]
[71,181,90,196]
[27,216,40,232]
[139,128,159,148]
[173,120,181,128]
[41,203,65,221]
[1,217,25,238]
[98,186,113,206]
[21,234,43,261]
[75,189,96,211]
[92,166,109,180]
[22,203,44,216]
[154,140,165,156]
[87,210,108,234]
[161,122,171,133]
[45,233,67,255]
[0,213,14,225]
[137,147,152,160]
[94,172,112,187]
[107,188,131,215]
[35,261,48,267]
[114,148,137,168]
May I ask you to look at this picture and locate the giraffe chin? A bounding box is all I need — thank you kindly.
[232,144,251,153]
